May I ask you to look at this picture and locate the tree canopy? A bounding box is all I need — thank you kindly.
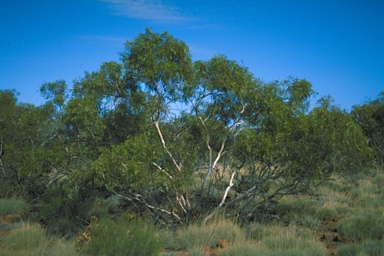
[0,29,377,227]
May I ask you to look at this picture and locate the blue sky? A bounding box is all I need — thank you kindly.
[1,0,383,110]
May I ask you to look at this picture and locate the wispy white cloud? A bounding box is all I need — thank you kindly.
[101,0,195,23]
[188,43,217,60]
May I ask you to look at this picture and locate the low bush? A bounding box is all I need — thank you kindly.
[83,216,162,256]
[37,183,96,236]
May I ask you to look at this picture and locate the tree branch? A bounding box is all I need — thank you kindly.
[203,183,257,224]
[152,162,173,180]
[153,118,182,172]
[113,191,182,222]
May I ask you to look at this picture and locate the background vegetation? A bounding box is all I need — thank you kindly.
[1,29,383,255]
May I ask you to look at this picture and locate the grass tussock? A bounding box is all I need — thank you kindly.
[2,170,384,255]
[163,219,245,250]
[219,223,325,256]
[2,222,78,256]
[83,216,162,256]
[162,219,326,256]
[0,198,30,216]
[337,209,384,242]
[337,240,384,256]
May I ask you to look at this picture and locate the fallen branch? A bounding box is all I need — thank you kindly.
[113,191,182,222]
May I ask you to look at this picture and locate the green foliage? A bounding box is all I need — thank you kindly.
[123,28,193,100]
[40,80,68,107]
[84,216,162,256]
[277,97,372,181]
[193,55,260,126]
[81,132,191,196]
[1,29,379,231]
[351,91,384,166]
[37,182,96,236]
[0,90,64,197]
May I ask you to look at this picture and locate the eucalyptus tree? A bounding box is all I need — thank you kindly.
[351,91,384,166]
[0,89,63,197]
[44,29,372,225]
[90,28,196,221]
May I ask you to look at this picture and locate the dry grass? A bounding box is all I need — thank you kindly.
[2,169,384,255]
[163,219,246,251]
[162,219,326,255]
[0,198,30,216]
[1,222,78,256]
[252,224,325,255]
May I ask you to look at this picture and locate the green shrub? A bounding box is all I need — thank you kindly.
[84,216,162,256]
[37,183,95,236]
[0,198,30,216]
[47,217,82,237]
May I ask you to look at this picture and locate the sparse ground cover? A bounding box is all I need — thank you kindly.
[144,168,384,255]
[1,169,383,255]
